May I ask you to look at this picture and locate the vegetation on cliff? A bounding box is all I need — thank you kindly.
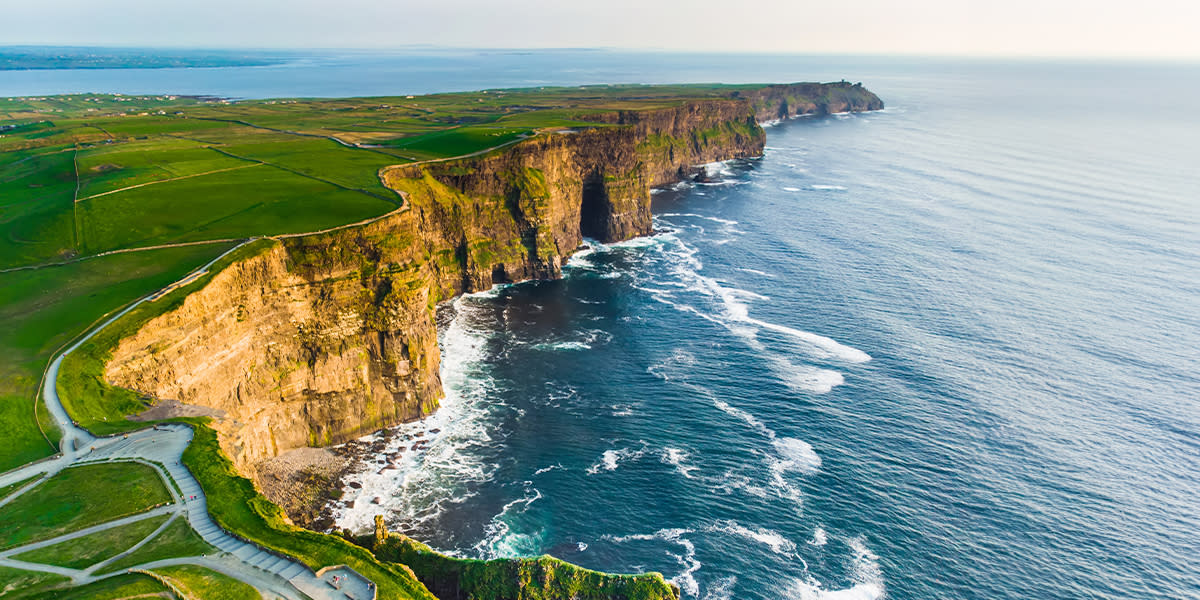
[1,82,883,599]
[371,528,679,600]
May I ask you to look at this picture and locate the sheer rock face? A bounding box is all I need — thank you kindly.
[103,86,880,479]
[737,81,885,121]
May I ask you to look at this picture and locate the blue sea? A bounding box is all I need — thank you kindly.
[9,51,1198,599]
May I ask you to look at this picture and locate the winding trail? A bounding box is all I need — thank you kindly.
[0,243,374,600]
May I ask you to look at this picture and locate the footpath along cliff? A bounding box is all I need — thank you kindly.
[102,83,882,484]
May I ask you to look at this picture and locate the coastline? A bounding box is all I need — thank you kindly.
[270,107,877,537]
[35,83,882,599]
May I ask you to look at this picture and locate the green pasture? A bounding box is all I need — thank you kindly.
[13,513,170,570]
[152,565,260,600]
[0,462,171,549]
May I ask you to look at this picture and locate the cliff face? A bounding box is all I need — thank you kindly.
[737,82,884,121]
[102,88,870,481]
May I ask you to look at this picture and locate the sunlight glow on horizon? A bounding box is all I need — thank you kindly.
[4,0,1199,60]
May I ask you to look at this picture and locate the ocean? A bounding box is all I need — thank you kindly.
[9,51,1198,599]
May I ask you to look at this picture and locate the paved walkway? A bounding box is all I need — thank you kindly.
[0,247,375,600]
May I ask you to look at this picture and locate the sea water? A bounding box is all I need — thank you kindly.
[10,53,1198,599]
[329,60,1200,600]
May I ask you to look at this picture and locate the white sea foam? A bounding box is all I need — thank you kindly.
[810,184,848,191]
[787,580,885,600]
[770,358,847,393]
[662,447,698,479]
[533,464,562,476]
[611,403,635,416]
[586,447,647,474]
[713,399,774,438]
[772,437,823,475]
[603,527,701,595]
[641,224,869,368]
[658,212,740,226]
[331,293,505,535]
[749,317,871,363]
[706,520,797,557]
[786,536,885,600]
[783,186,802,192]
[701,576,738,600]
[474,488,546,559]
[809,526,829,547]
[737,267,776,278]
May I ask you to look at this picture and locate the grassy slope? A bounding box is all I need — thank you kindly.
[0,243,229,472]
[17,573,170,600]
[375,535,679,600]
[0,462,171,549]
[151,565,259,600]
[0,475,40,500]
[13,513,169,570]
[182,424,438,600]
[0,566,70,598]
[96,516,215,575]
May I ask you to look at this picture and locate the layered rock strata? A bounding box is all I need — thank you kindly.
[103,84,882,484]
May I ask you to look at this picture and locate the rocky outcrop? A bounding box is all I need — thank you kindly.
[102,84,879,484]
[734,81,884,121]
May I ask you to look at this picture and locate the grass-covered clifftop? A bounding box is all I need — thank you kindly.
[1,82,882,599]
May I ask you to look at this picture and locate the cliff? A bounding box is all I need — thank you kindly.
[735,81,884,121]
[101,84,879,485]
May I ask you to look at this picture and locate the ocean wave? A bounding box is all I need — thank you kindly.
[586,444,698,479]
[586,446,647,474]
[748,318,871,363]
[810,184,848,191]
[737,267,776,278]
[713,399,775,439]
[531,328,613,352]
[331,294,505,535]
[533,463,563,476]
[658,212,739,226]
[662,447,699,479]
[638,227,869,368]
[603,528,701,596]
[701,576,738,600]
[770,358,847,393]
[809,526,828,547]
[610,403,635,417]
[473,487,546,559]
[772,437,823,475]
[785,536,884,600]
[706,520,797,557]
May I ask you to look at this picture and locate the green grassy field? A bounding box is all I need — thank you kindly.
[0,475,40,500]
[0,462,171,549]
[0,566,70,598]
[15,573,171,600]
[150,565,259,600]
[0,244,229,472]
[13,513,169,570]
[96,515,215,575]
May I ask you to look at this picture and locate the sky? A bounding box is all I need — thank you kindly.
[4,0,1199,59]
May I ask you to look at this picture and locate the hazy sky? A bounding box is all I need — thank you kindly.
[5,0,1199,59]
